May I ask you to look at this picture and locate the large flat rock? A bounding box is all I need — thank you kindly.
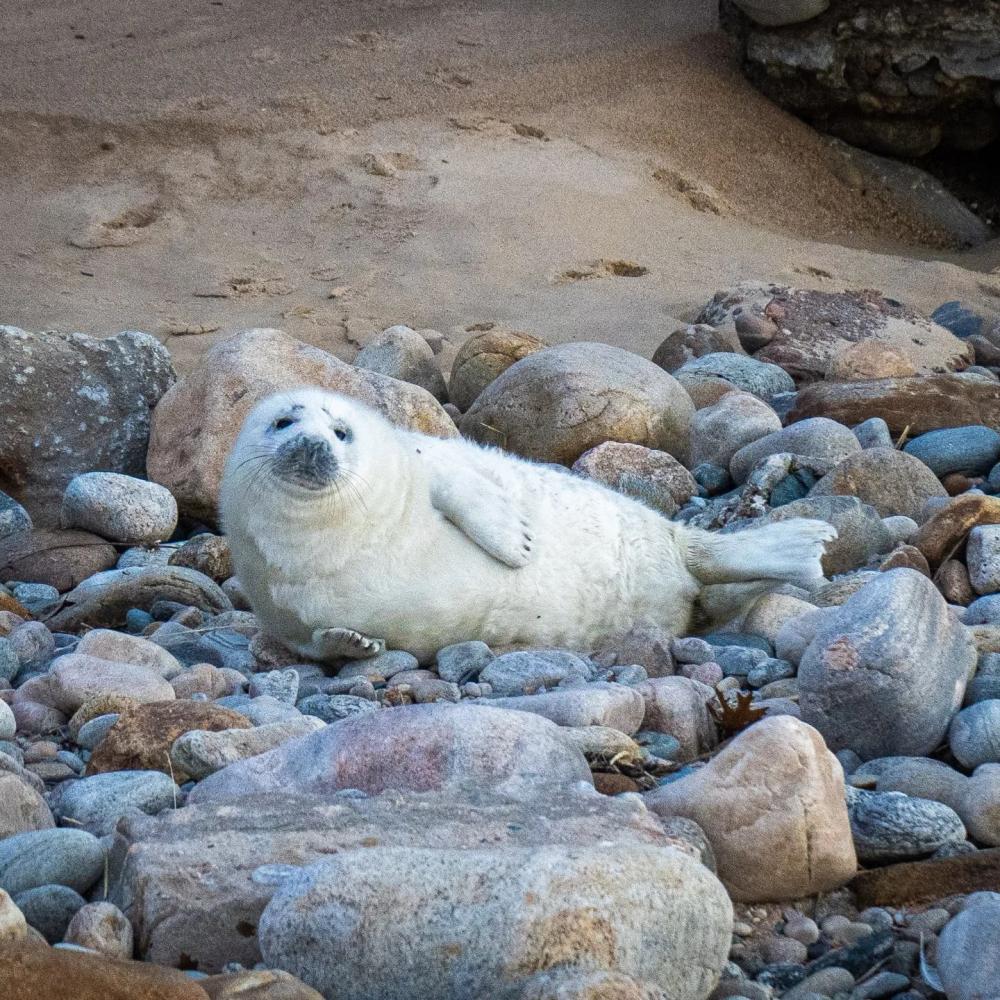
[108,790,686,973]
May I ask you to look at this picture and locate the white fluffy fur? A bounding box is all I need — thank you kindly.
[221,388,836,663]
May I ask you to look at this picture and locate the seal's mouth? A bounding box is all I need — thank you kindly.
[272,435,339,492]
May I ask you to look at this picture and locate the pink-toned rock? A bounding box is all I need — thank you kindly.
[646,716,857,901]
[690,390,782,469]
[109,790,689,972]
[190,704,593,804]
[593,624,675,678]
[63,902,134,960]
[76,629,183,679]
[170,664,245,699]
[0,529,119,592]
[147,328,456,522]
[571,442,697,515]
[636,677,719,761]
[10,700,66,737]
[0,773,54,838]
[46,654,176,714]
[486,683,646,734]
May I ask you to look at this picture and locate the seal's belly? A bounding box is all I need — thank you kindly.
[283,504,697,660]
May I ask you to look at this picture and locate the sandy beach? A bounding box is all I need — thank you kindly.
[2,0,997,375]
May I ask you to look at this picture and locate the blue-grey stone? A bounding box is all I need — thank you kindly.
[234,695,303,726]
[75,713,120,750]
[937,892,1000,1000]
[479,650,593,696]
[852,417,893,450]
[53,770,181,836]
[675,352,795,400]
[249,669,299,704]
[13,884,86,943]
[435,641,494,683]
[607,663,648,685]
[0,491,31,543]
[117,545,174,570]
[932,301,984,339]
[0,637,18,682]
[747,657,795,689]
[10,583,59,617]
[965,594,1000,625]
[986,462,1000,494]
[904,425,1000,477]
[0,828,105,895]
[966,675,1000,706]
[702,632,774,655]
[298,694,380,724]
[948,700,1000,769]
[730,417,861,484]
[152,621,253,673]
[800,570,975,759]
[55,751,84,774]
[8,621,55,673]
[692,463,731,497]
[635,731,682,761]
[0,741,23,764]
[846,786,966,863]
[125,608,154,633]
[713,645,768,677]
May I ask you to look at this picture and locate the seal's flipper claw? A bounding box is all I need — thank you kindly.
[309,627,385,661]
[430,465,534,569]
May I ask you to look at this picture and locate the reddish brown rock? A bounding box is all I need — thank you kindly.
[789,373,1000,437]
[879,545,930,576]
[938,559,976,605]
[86,700,251,780]
[698,283,971,383]
[168,534,233,583]
[0,530,117,592]
[651,323,742,373]
[147,328,456,523]
[0,941,209,1000]
[914,494,1000,569]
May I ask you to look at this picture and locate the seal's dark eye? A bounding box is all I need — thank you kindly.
[272,417,294,431]
[334,427,350,442]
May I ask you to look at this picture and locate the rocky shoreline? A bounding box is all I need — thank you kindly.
[2,286,1000,999]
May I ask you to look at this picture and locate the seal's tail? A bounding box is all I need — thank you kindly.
[681,518,837,631]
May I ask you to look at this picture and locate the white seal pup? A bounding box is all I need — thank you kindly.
[221,388,836,663]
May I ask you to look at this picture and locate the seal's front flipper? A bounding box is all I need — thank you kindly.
[430,466,534,569]
[308,627,385,661]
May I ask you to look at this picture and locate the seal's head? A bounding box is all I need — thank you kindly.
[224,388,391,505]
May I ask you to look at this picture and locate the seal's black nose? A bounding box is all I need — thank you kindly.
[274,434,338,490]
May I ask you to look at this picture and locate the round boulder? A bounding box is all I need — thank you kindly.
[448,328,547,412]
[799,569,975,760]
[809,448,948,522]
[459,342,694,466]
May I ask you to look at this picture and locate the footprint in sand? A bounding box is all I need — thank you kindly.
[69,201,164,249]
[555,259,649,283]
[653,167,728,216]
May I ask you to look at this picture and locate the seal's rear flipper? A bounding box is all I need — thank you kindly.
[684,518,837,589]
